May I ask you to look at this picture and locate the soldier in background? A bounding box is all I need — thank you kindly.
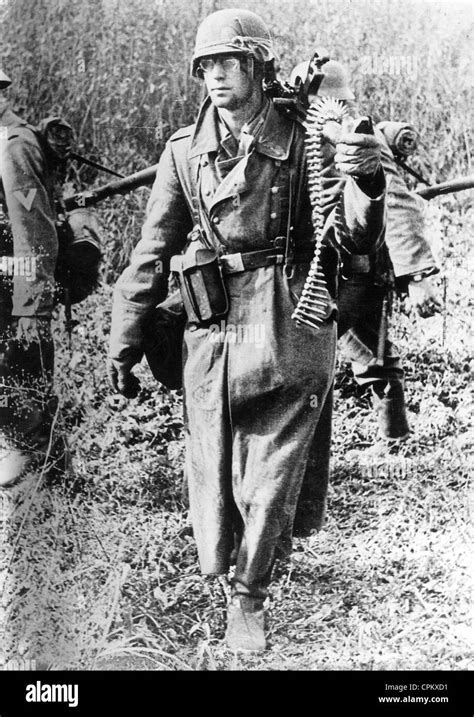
[0,69,71,486]
[291,59,441,536]
[292,58,440,445]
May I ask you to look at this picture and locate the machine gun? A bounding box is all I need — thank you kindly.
[415,175,474,200]
[264,51,329,122]
[63,164,158,212]
[63,162,472,218]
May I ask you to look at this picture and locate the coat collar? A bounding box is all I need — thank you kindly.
[189,95,294,161]
[0,106,27,130]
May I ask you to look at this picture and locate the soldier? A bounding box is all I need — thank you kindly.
[290,58,441,536]
[0,70,72,486]
[292,59,440,443]
[108,8,386,651]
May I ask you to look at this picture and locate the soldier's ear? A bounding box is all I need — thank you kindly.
[242,56,254,77]
[247,57,266,82]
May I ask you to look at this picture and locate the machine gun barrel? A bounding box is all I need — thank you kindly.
[416,174,474,200]
[63,163,473,213]
[63,164,158,211]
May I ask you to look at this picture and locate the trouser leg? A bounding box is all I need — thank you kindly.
[340,327,410,439]
[0,322,61,485]
[229,323,336,601]
[338,278,410,440]
[293,383,333,536]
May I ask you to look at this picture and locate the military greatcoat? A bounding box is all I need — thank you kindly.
[110,97,386,598]
[0,107,57,455]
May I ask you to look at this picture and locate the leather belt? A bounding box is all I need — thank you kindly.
[347,254,372,273]
[220,247,314,275]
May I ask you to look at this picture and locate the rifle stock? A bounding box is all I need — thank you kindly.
[64,164,158,211]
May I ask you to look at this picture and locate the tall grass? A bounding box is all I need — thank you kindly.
[2,0,471,271]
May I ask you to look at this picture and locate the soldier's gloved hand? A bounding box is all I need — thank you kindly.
[107,356,141,399]
[407,277,442,318]
[108,293,146,398]
[334,132,382,178]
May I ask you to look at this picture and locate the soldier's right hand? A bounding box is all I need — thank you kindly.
[407,277,442,318]
[107,358,141,399]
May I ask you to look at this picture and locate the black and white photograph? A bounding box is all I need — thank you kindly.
[0,0,471,709]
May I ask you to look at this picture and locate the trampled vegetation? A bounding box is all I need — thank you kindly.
[0,0,472,670]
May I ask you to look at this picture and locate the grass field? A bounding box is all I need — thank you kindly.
[2,199,471,671]
[0,0,472,672]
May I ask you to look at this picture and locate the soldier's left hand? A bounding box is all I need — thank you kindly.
[407,277,442,318]
[334,132,381,178]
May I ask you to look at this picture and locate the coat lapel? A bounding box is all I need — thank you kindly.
[189,98,295,213]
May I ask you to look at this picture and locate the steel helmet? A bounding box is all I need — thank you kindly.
[191,8,276,77]
[290,58,355,100]
[36,116,74,160]
[0,69,12,89]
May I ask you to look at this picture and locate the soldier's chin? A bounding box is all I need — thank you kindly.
[210,91,235,107]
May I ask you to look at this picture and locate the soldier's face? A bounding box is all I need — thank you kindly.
[201,54,257,111]
[0,88,9,112]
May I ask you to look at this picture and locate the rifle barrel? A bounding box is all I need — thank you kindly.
[416,174,474,200]
[69,152,125,178]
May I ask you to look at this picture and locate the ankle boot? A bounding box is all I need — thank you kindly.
[372,381,410,440]
[225,595,266,652]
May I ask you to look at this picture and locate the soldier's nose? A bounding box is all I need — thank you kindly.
[209,64,225,79]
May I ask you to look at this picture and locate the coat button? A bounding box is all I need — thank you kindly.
[271,186,279,194]
[270,212,277,219]
[212,216,220,225]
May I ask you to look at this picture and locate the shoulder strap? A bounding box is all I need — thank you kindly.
[195,166,224,254]
[169,134,200,224]
[284,167,296,276]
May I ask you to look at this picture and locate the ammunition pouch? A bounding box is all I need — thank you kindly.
[170,242,229,326]
[55,208,102,305]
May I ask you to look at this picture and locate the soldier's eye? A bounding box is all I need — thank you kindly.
[199,56,241,73]
[221,57,241,72]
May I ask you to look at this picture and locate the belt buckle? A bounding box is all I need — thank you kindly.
[221,253,245,274]
[350,254,371,273]
[284,260,295,279]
